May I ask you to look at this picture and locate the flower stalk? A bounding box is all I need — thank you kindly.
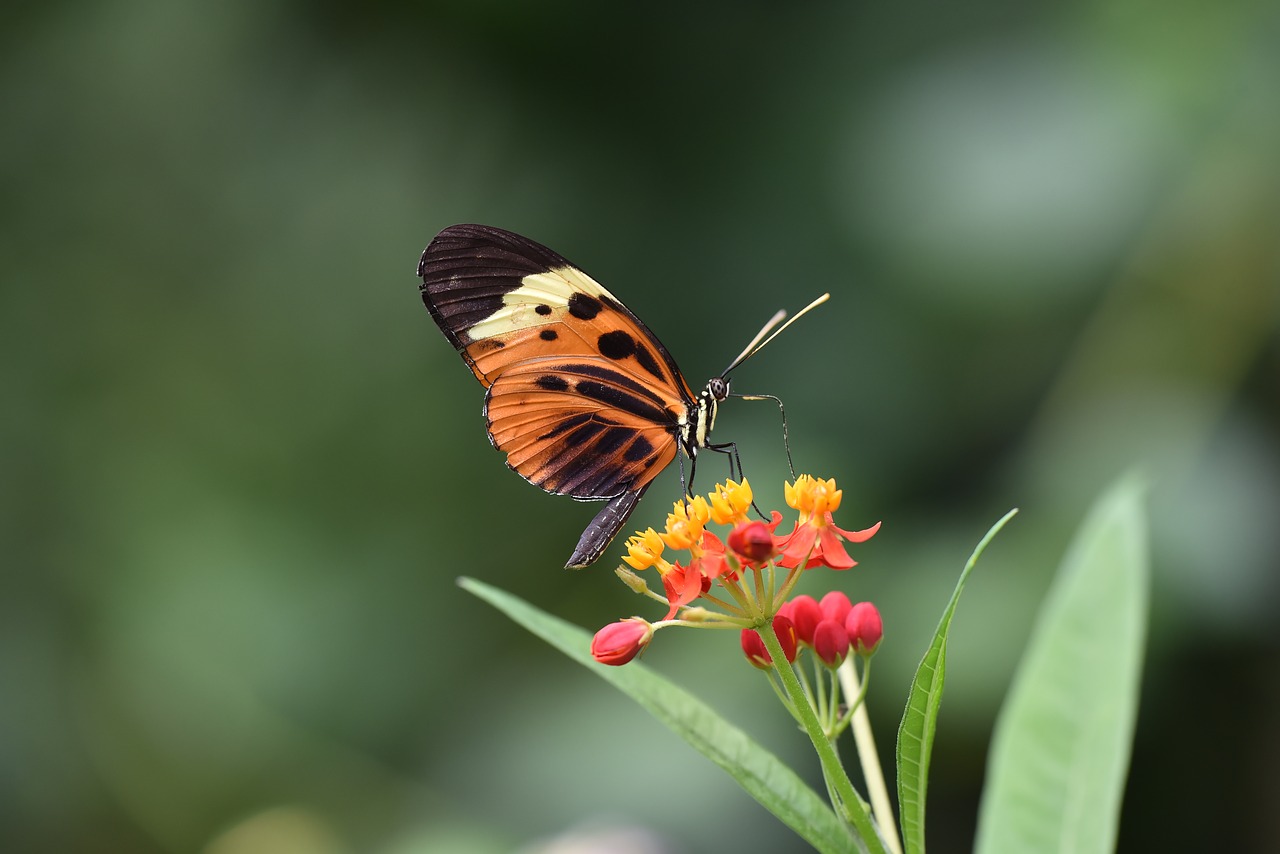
[838,657,902,854]
[759,621,887,854]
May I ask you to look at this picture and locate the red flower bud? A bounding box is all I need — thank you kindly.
[845,601,883,656]
[819,590,853,625]
[781,594,823,646]
[812,619,851,667]
[727,519,779,565]
[741,615,798,669]
[591,618,654,666]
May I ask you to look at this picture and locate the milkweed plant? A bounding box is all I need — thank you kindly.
[462,472,1148,853]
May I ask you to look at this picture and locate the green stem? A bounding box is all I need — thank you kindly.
[838,657,901,854]
[760,623,885,854]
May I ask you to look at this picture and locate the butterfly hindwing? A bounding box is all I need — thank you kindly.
[484,356,681,498]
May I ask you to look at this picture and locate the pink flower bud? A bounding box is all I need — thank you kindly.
[780,594,822,646]
[727,520,779,565]
[845,601,883,656]
[591,618,654,666]
[741,615,798,669]
[812,619,850,667]
[819,590,853,625]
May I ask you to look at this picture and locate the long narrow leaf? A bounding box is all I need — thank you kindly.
[897,509,1019,854]
[460,577,858,854]
[975,475,1148,854]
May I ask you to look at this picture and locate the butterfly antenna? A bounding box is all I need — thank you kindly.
[720,293,830,377]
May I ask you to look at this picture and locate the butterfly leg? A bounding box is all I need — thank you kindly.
[703,441,742,481]
[732,393,796,478]
[703,441,769,520]
[673,446,694,498]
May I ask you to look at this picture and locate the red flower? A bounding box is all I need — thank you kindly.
[812,619,851,668]
[819,591,853,625]
[660,562,709,620]
[775,515,880,570]
[779,594,822,646]
[591,619,654,666]
[845,602,883,656]
[692,530,729,580]
[727,517,780,566]
[741,615,798,670]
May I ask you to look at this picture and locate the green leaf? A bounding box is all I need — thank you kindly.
[896,509,1019,854]
[975,474,1149,854]
[460,577,858,854]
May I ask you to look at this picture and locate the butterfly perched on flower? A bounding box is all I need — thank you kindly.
[417,224,826,568]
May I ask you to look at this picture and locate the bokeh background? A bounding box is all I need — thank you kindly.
[4,2,1278,852]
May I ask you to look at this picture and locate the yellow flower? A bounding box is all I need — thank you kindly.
[784,475,842,522]
[708,478,753,526]
[660,496,711,551]
[622,527,668,571]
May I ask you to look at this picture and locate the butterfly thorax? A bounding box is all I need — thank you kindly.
[680,376,731,457]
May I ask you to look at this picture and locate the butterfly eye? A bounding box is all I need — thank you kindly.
[709,377,730,400]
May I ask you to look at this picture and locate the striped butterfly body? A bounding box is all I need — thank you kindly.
[417,224,825,568]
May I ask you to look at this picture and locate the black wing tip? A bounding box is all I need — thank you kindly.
[417,224,489,278]
[418,224,573,281]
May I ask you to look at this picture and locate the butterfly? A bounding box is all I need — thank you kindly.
[417,224,827,568]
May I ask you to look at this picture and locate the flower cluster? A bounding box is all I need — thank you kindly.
[590,475,881,668]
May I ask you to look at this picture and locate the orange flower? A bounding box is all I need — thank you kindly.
[774,476,880,569]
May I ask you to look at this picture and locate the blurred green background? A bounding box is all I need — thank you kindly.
[4,1,1278,852]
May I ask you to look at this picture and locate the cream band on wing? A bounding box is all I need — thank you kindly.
[466,265,616,342]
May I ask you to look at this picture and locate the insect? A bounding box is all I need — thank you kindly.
[417,224,827,568]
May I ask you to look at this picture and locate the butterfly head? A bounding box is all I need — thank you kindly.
[686,375,732,451]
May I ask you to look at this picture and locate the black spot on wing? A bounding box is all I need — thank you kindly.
[632,346,664,380]
[568,292,603,320]
[535,303,553,315]
[596,330,667,382]
[540,329,558,341]
[598,330,636,360]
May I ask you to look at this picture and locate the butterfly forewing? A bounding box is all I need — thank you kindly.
[419,224,694,401]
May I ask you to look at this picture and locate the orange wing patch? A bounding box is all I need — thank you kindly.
[484,357,682,498]
[462,270,694,404]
